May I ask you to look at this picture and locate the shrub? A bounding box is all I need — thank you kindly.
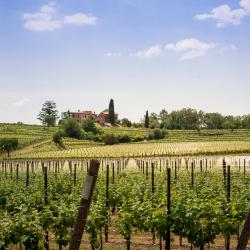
[121,118,132,127]
[82,118,100,134]
[103,134,119,145]
[53,132,65,148]
[148,129,167,140]
[85,132,102,142]
[118,134,131,143]
[62,118,84,139]
[133,135,145,142]
[148,133,154,140]
[153,129,167,139]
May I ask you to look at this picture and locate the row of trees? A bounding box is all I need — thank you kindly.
[37,101,250,131]
[142,108,250,130]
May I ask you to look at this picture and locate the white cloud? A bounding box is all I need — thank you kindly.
[240,0,250,13]
[105,52,122,57]
[220,44,238,53]
[23,2,97,31]
[23,2,62,31]
[195,0,250,27]
[40,2,57,14]
[64,13,97,25]
[132,45,162,59]
[165,38,216,60]
[12,98,30,107]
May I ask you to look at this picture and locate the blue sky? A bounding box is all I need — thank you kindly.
[0,0,250,124]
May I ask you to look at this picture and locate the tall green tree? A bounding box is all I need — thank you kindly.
[37,100,59,127]
[242,115,250,129]
[205,113,224,129]
[108,99,115,125]
[144,110,149,128]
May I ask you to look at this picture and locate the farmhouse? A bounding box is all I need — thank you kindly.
[70,109,118,124]
[70,111,97,123]
[96,109,118,124]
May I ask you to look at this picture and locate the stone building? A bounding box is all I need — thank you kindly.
[70,111,97,123]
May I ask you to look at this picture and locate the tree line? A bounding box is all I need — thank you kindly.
[141,108,250,130]
[36,100,250,130]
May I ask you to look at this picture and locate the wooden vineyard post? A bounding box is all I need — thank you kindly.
[10,163,13,179]
[4,162,6,178]
[191,162,194,188]
[166,167,171,250]
[105,164,109,242]
[227,165,230,203]
[16,163,19,182]
[44,166,49,250]
[26,162,29,187]
[151,162,155,193]
[69,160,100,250]
[69,161,72,176]
[223,159,227,190]
[237,209,250,250]
[174,161,177,183]
[74,163,77,186]
[146,161,149,180]
[112,162,115,184]
[151,162,155,244]
[226,165,231,250]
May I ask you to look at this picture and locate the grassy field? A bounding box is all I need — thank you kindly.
[1,123,250,159]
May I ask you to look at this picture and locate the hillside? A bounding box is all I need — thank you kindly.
[1,123,250,159]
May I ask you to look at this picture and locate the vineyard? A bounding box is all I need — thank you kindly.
[0,124,56,149]
[0,156,249,249]
[2,124,250,160]
[8,140,250,159]
[1,123,250,249]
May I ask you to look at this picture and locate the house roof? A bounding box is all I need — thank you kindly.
[71,111,94,115]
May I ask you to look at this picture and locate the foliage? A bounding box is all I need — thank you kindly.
[148,129,167,140]
[53,132,65,148]
[82,118,100,134]
[133,135,145,142]
[103,134,119,145]
[59,110,72,125]
[37,100,59,127]
[144,108,250,130]
[62,118,84,139]
[121,118,132,127]
[0,158,249,250]
[144,111,149,128]
[0,138,19,157]
[205,113,224,130]
[118,134,131,143]
[108,99,115,125]
[149,113,160,129]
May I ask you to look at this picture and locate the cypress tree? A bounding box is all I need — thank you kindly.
[145,110,149,128]
[108,99,115,125]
